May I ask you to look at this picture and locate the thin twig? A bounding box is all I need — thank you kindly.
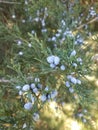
[0,78,11,83]
[0,1,20,4]
[77,17,98,30]
[0,76,33,83]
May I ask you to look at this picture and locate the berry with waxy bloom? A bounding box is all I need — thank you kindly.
[22,84,30,91]
[24,102,32,110]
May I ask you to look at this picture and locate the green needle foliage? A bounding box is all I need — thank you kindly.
[0,0,98,130]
